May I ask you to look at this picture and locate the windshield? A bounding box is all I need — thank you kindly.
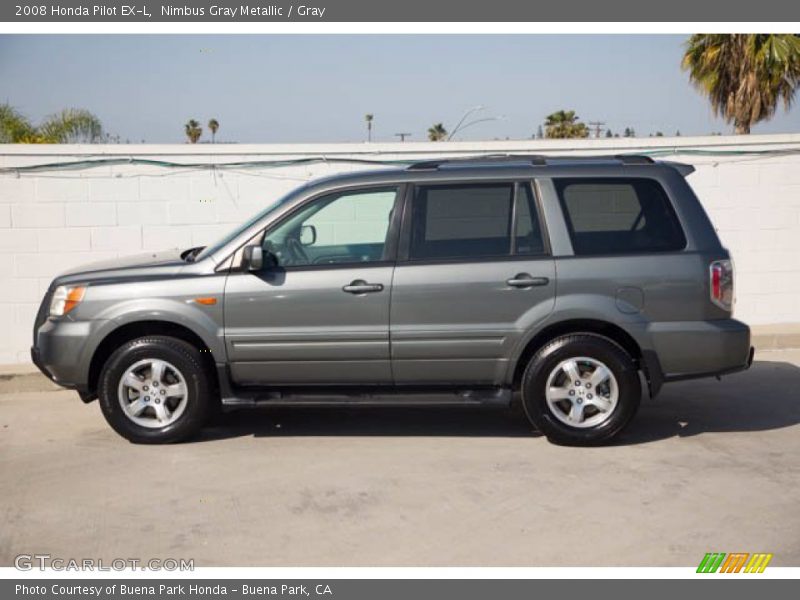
[194,187,303,262]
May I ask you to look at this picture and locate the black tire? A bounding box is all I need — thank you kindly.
[98,336,212,444]
[520,334,641,446]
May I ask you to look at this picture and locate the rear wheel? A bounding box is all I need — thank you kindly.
[98,336,212,443]
[520,334,641,445]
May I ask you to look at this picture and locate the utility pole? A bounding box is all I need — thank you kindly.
[394,133,412,142]
[365,114,374,142]
[588,120,606,139]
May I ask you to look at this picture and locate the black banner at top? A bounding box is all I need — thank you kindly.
[3,0,800,22]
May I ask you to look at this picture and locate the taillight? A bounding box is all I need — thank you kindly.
[710,259,734,311]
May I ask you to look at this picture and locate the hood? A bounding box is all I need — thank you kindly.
[54,248,189,285]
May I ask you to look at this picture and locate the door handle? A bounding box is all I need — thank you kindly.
[342,280,384,294]
[506,274,549,288]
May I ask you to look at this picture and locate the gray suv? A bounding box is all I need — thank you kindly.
[31,155,753,445]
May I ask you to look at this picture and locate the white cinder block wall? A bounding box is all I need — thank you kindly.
[1,135,800,364]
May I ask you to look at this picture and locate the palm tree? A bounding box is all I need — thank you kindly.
[544,110,589,139]
[38,109,103,143]
[427,123,447,141]
[0,104,34,142]
[185,119,202,144]
[682,34,800,134]
[0,103,102,143]
[208,118,219,143]
[365,114,373,142]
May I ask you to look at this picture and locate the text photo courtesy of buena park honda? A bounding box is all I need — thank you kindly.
[2,31,800,575]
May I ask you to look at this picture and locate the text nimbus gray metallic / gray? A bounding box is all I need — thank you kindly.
[160,5,327,18]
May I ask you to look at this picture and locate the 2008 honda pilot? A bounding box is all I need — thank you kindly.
[31,155,754,445]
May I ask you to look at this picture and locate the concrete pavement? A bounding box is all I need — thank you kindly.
[1,350,799,567]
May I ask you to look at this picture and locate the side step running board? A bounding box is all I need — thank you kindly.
[222,388,512,408]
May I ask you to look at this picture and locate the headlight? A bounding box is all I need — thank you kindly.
[49,285,86,317]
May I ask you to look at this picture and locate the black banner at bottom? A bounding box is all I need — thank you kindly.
[5,579,798,600]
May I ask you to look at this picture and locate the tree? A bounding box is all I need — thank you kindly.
[623,127,636,137]
[605,129,613,138]
[682,34,800,134]
[365,114,374,142]
[544,110,589,139]
[185,119,202,143]
[427,123,447,141]
[0,104,34,142]
[0,103,102,143]
[208,119,219,143]
[39,109,103,143]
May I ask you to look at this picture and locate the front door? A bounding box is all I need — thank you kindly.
[224,186,400,385]
[390,181,556,385]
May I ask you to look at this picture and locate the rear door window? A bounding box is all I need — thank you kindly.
[554,178,686,255]
[409,183,514,260]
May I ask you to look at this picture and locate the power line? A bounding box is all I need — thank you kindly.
[5,146,800,177]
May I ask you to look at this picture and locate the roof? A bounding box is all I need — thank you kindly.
[300,154,694,193]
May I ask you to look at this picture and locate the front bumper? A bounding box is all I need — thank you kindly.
[31,317,103,394]
[30,345,57,383]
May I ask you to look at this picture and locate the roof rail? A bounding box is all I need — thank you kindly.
[612,154,655,165]
[405,153,655,171]
[406,154,547,171]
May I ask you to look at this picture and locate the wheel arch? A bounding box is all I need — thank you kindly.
[86,320,219,402]
[509,319,644,389]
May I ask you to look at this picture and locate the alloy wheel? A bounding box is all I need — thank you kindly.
[117,358,188,428]
[544,356,619,428]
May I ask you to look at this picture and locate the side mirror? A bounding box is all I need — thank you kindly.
[242,245,263,271]
[299,224,317,247]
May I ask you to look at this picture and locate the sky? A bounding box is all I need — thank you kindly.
[1,34,800,143]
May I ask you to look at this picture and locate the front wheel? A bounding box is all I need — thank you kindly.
[520,334,641,446]
[98,336,213,443]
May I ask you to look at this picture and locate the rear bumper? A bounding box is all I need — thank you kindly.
[643,319,753,394]
[663,345,754,383]
[649,318,752,378]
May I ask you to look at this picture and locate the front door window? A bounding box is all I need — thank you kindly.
[262,187,398,267]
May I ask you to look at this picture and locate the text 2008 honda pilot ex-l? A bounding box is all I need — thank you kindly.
[31,155,753,445]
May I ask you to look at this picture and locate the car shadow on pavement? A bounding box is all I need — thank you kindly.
[199,404,539,440]
[617,359,800,445]
[196,359,800,445]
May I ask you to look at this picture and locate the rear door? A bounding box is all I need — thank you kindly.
[224,185,401,385]
[390,181,556,385]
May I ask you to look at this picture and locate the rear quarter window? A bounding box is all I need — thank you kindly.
[554,178,686,255]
